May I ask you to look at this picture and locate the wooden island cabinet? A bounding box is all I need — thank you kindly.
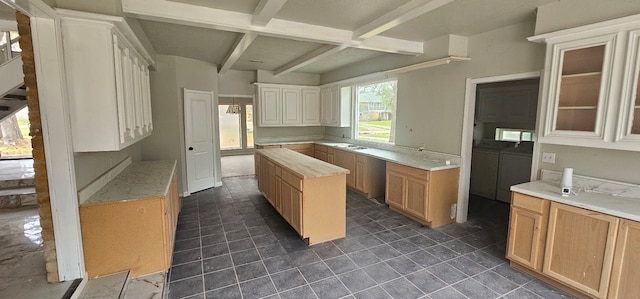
[256,148,348,244]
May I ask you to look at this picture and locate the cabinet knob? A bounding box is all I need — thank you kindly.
[188,147,193,151]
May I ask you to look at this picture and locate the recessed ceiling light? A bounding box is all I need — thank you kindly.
[249,59,264,63]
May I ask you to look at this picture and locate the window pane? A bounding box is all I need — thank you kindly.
[246,104,254,148]
[355,80,397,143]
[218,105,241,150]
[0,106,32,158]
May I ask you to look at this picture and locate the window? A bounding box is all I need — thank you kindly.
[354,79,397,143]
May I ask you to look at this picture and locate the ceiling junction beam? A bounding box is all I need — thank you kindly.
[274,44,347,75]
[219,32,258,75]
[353,0,454,40]
[121,0,424,55]
[252,0,288,27]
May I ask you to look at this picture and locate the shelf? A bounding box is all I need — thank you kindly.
[561,72,601,79]
[557,106,598,110]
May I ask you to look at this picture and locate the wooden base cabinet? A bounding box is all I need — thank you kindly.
[385,162,459,228]
[80,169,180,278]
[608,219,640,299]
[334,149,356,188]
[507,193,550,272]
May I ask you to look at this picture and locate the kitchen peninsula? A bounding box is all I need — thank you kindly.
[256,148,349,245]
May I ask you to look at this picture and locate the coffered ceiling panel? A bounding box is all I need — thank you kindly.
[138,19,240,65]
[233,35,325,71]
[275,0,412,30]
[297,48,384,74]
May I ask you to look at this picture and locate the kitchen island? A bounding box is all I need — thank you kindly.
[256,148,349,244]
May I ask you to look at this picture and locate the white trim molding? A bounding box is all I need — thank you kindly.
[459,71,541,222]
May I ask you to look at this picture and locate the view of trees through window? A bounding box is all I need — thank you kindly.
[355,79,397,143]
[0,107,32,158]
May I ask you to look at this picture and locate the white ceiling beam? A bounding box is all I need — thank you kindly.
[219,33,257,75]
[253,0,288,27]
[353,0,454,40]
[274,45,346,76]
[121,0,424,55]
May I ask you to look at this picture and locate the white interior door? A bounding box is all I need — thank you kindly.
[184,89,216,193]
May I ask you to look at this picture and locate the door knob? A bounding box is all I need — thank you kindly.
[188,147,193,151]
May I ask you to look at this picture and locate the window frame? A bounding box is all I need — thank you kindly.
[351,78,398,145]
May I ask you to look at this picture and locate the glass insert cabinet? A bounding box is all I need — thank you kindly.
[530,15,640,151]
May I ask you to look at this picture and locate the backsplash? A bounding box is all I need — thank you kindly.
[541,169,640,199]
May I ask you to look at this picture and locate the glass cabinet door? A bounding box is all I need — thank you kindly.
[545,34,617,140]
[618,29,640,142]
[555,45,604,132]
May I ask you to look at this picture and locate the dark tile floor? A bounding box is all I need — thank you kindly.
[167,176,573,299]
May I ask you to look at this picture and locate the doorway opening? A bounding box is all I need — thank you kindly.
[457,72,540,222]
[218,96,254,156]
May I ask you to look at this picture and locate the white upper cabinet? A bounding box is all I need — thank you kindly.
[320,86,350,127]
[59,9,154,152]
[256,84,320,127]
[530,14,640,151]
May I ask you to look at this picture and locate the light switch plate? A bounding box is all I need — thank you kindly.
[542,152,556,164]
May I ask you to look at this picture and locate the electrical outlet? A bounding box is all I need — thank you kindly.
[542,152,556,164]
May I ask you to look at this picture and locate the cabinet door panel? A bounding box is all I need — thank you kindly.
[302,89,320,125]
[609,219,640,299]
[290,188,303,234]
[259,87,281,126]
[543,202,618,298]
[507,206,547,271]
[385,170,404,209]
[355,161,366,192]
[280,181,292,223]
[282,88,302,125]
[334,150,356,188]
[404,176,427,220]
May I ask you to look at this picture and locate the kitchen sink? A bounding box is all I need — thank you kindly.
[346,144,367,150]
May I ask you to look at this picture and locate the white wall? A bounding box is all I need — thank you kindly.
[533,0,640,184]
[321,20,545,154]
[219,70,256,95]
[73,144,142,190]
[142,55,220,194]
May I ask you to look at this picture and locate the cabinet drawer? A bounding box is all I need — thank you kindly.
[387,162,429,181]
[282,169,302,191]
[314,144,327,152]
[512,193,548,214]
[357,155,366,163]
[283,143,313,150]
[275,165,282,177]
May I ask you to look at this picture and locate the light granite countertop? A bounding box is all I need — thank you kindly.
[83,160,176,205]
[511,170,640,222]
[256,140,460,171]
[257,148,349,178]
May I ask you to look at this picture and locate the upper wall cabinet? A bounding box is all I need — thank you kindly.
[475,79,539,124]
[530,15,640,151]
[320,86,350,127]
[58,9,154,152]
[255,83,320,127]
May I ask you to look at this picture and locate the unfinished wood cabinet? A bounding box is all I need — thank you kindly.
[256,149,347,244]
[80,162,179,278]
[314,144,329,162]
[355,154,386,199]
[282,143,314,157]
[507,193,550,272]
[543,202,619,298]
[334,148,356,188]
[385,162,459,228]
[608,219,640,299]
